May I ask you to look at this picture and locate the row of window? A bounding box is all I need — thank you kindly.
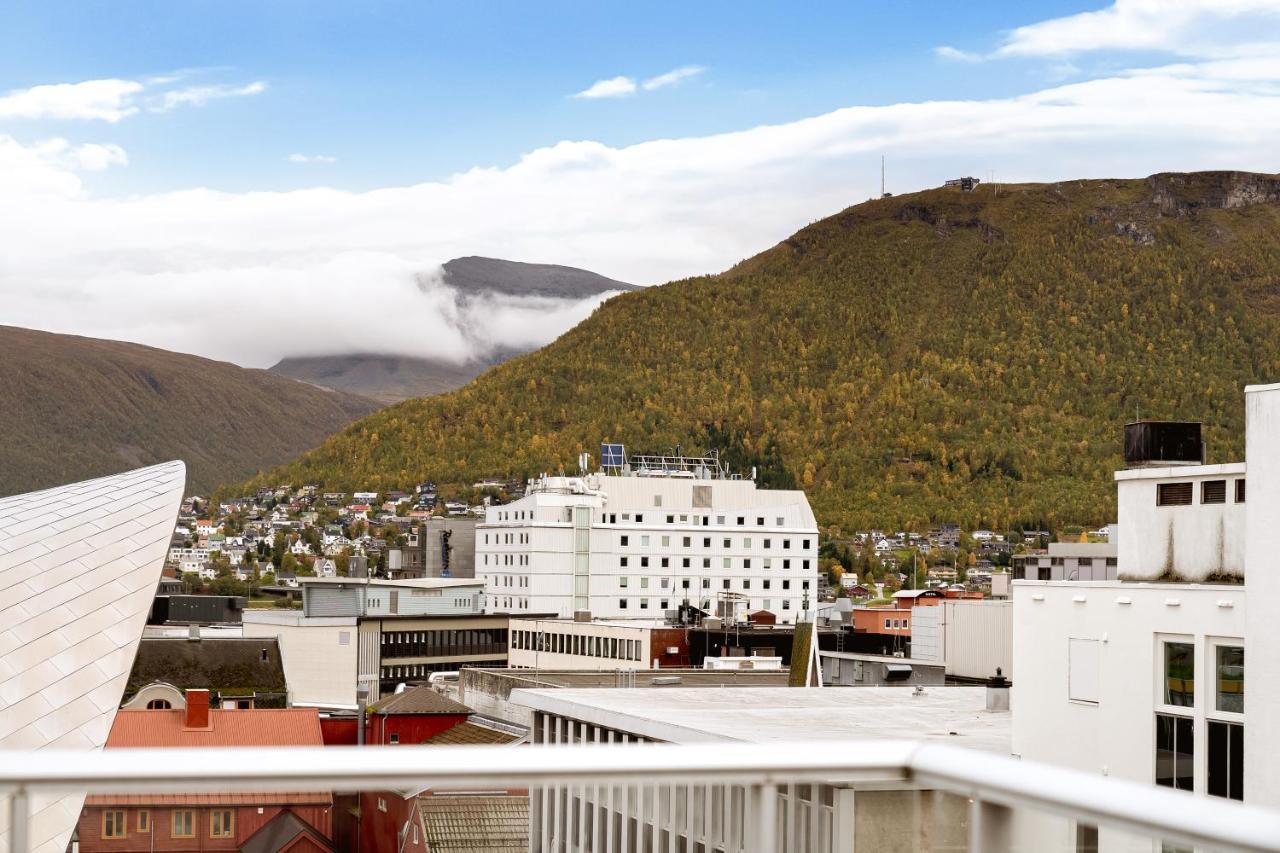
[620,576,808,592]
[1156,478,1245,507]
[619,597,794,611]
[485,553,530,566]
[603,511,791,528]
[621,555,811,571]
[484,531,530,545]
[620,534,810,551]
[512,629,643,660]
[379,628,507,659]
[101,809,231,840]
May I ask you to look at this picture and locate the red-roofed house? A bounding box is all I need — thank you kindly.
[78,690,335,852]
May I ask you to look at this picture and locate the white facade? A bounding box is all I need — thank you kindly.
[1014,384,1280,826]
[242,611,359,709]
[478,473,819,624]
[1013,582,1243,791]
[911,599,1013,680]
[0,461,186,853]
[1116,462,1246,580]
[507,618,658,670]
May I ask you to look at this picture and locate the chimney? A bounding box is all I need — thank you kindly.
[985,668,1011,712]
[185,689,211,729]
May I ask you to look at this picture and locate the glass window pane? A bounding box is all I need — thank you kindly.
[1216,646,1244,714]
[1164,642,1195,707]
[1156,713,1194,791]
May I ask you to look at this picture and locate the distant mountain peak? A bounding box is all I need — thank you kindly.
[441,256,636,300]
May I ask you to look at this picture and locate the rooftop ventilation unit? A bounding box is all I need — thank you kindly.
[1124,421,1205,468]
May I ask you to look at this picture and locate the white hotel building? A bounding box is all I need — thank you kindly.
[1012,384,1280,847]
[477,455,819,623]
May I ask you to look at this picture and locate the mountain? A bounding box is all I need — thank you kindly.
[439,256,636,299]
[0,326,379,497]
[268,257,636,402]
[232,172,1280,532]
[269,354,489,405]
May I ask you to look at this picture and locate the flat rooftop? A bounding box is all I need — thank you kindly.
[509,686,1010,754]
[463,668,789,690]
[299,577,482,589]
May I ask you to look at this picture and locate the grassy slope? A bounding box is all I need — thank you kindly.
[233,173,1280,532]
[0,327,379,496]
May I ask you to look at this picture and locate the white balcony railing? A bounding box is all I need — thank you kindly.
[4,740,1280,853]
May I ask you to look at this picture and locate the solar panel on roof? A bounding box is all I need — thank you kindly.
[601,443,625,468]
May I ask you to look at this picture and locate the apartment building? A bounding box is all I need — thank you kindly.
[1011,541,1118,581]
[1013,398,1277,848]
[477,451,819,624]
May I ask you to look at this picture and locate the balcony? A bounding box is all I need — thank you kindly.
[4,740,1280,853]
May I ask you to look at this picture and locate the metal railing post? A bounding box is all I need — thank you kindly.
[968,796,1012,853]
[9,787,29,853]
[752,783,778,853]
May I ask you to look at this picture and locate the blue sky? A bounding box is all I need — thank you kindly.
[1,1,1279,366]
[1,1,1107,194]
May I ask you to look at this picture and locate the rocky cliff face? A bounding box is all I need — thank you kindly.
[1148,171,1280,216]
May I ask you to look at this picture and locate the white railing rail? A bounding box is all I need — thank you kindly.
[3,740,1280,853]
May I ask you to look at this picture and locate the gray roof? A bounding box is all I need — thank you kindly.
[0,461,186,853]
[417,794,530,853]
[368,684,471,716]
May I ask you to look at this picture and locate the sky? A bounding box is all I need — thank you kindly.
[2,0,1279,367]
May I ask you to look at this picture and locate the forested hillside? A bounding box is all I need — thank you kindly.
[0,327,378,496]
[233,172,1280,532]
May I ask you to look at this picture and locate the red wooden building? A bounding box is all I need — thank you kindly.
[77,690,334,852]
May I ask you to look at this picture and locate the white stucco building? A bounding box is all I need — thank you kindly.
[477,455,820,624]
[1013,386,1280,847]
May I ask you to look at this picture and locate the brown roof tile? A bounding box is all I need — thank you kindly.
[368,685,471,716]
[424,722,523,746]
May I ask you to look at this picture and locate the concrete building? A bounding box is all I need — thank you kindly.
[247,578,516,703]
[477,453,819,624]
[818,651,945,687]
[300,576,484,618]
[507,617,690,670]
[1012,541,1119,581]
[389,517,477,579]
[0,461,186,853]
[511,685,1008,852]
[911,599,1013,680]
[1013,394,1280,840]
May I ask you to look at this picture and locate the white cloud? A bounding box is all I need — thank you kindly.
[0,79,143,122]
[641,65,705,90]
[2,38,1279,370]
[934,46,982,63]
[288,153,337,164]
[572,75,638,99]
[997,0,1280,58]
[573,66,704,99]
[152,81,267,112]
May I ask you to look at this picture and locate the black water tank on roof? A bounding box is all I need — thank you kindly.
[1124,421,1205,467]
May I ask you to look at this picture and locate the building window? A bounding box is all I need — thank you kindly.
[1216,645,1244,713]
[146,699,171,709]
[1201,480,1227,504]
[172,810,195,838]
[683,536,691,547]
[137,810,150,833]
[640,577,649,588]
[619,577,628,588]
[102,810,126,839]
[210,810,234,838]
[1235,478,1246,503]
[641,557,649,568]
[640,598,649,609]
[620,536,629,547]
[619,598,628,609]
[782,600,791,610]
[1208,721,1244,800]
[1155,713,1194,791]
[666,516,674,524]
[620,557,629,567]
[722,579,731,589]
[756,517,764,526]
[1164,641,1195,707]
[389,733,400,745]
[1157,482,1193,506]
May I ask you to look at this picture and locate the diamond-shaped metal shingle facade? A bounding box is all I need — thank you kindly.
[0,461,185,853]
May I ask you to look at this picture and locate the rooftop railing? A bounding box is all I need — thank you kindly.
[3,740,1280,853]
